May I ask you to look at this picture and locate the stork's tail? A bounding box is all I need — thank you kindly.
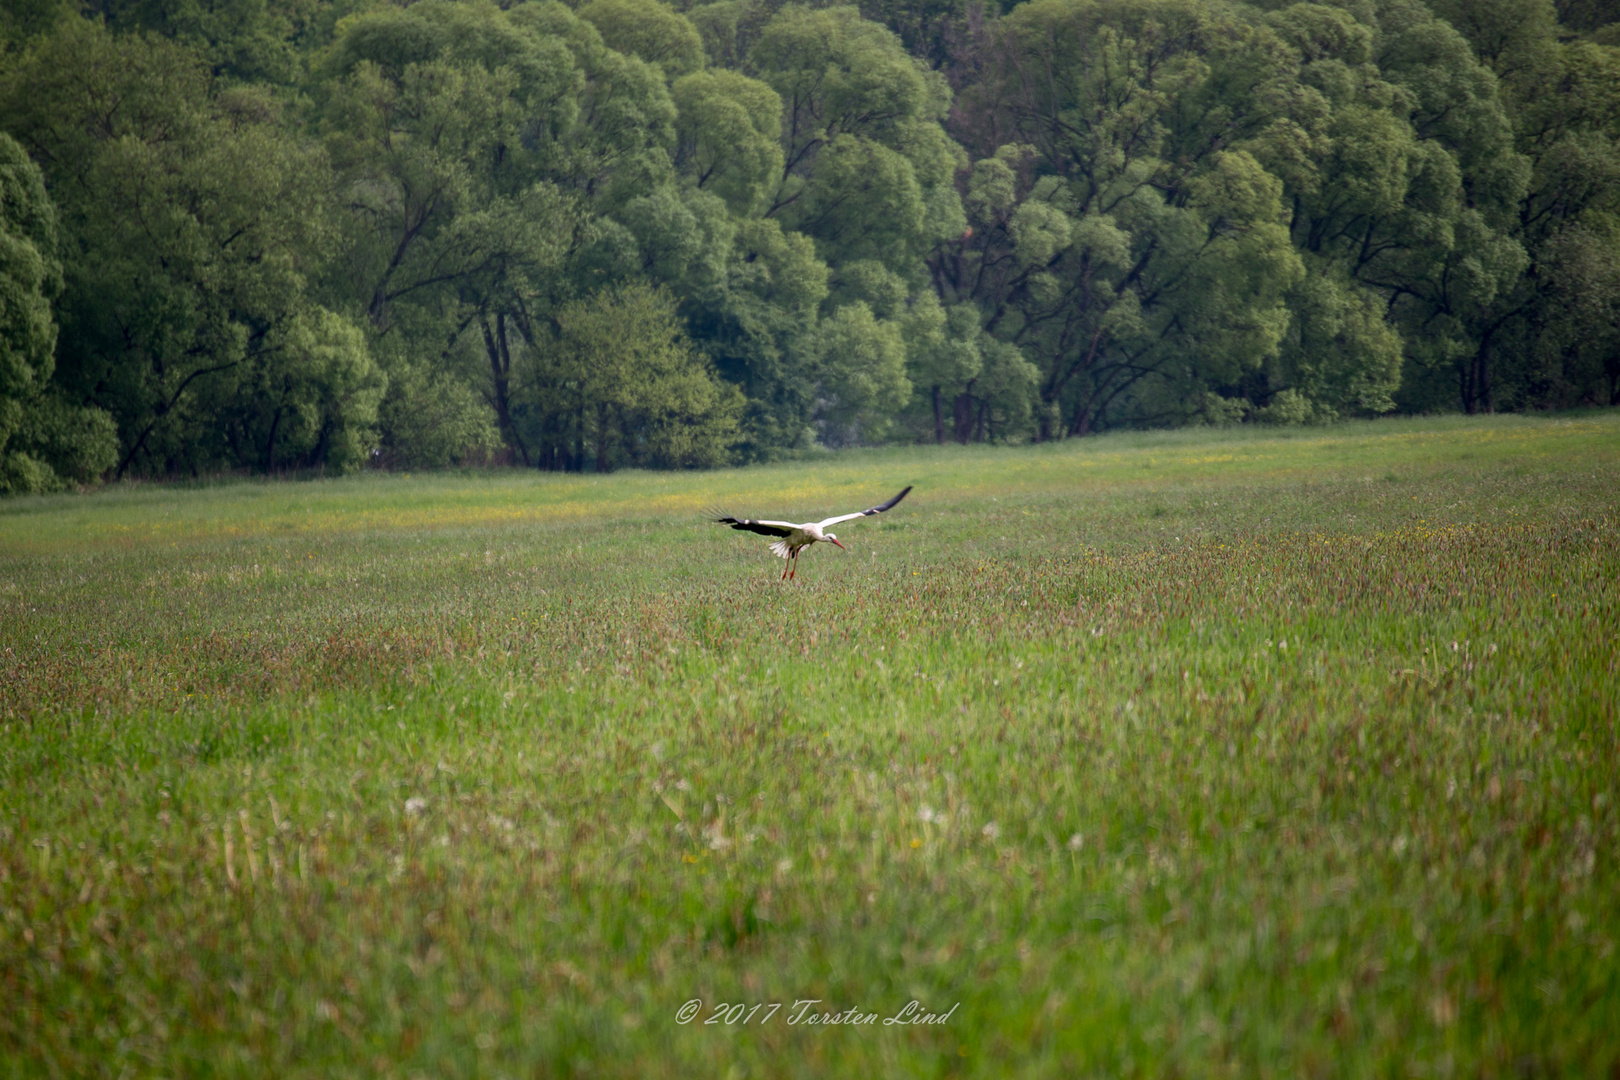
[768,540,793,559]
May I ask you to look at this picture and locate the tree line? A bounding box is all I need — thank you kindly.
[2,0,1616,491]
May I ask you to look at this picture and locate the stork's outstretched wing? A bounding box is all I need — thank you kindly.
[715,516,798,538]
[815,486,913,529]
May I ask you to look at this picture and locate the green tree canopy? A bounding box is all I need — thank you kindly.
[1,21,376,478]
[518,282,743,469]
[2,0,1616,494]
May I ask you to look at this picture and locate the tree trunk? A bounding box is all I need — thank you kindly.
[574,403,586,472]
[311,421,332,471]
[595,402,612,472]
[263,405,283,471]
[1070,395,1091,437]
[953,391,974,444]
[482,313,531,466]
[1460,333,1495,415]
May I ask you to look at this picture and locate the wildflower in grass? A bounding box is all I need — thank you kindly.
[1068,833,1084,851]
[981,822,1000,840]
[404,797,427,816]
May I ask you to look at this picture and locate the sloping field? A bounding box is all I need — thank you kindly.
[2,414,1617,1077]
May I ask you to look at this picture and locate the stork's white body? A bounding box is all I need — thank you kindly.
[716,487,913,579]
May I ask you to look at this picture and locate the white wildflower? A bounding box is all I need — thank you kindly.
[981,821,1000,840]
[404,797,427,816]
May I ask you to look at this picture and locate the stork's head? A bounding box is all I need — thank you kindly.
[826,533,846,550]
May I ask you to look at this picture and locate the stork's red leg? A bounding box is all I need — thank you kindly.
[781,555,790,580]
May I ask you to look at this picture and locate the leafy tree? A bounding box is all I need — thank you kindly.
[902,293,981,442]
[679,214,829,457]
[1322,0,1529,414]
[751,4,965,270]
[218,309,385,471]
[320,0,684,464]
[685,0,774,70]
[1550,0,1620,35]
[0,0,71,55]
[938,0,1542,434]
[715,4,970,446]
[1527,216,1620,405]
[517,282,742,469]
[78,0,317,83]
[2,21,375,478]
[811,299,910,442]
[0,134,57,411]
[375,359,504,469]
[578,0,706,79]
[1,131,119,493]
[1422,0,1620,410]
[943,0,1314,435]
[853,0,975,66]
[671,68,783,213]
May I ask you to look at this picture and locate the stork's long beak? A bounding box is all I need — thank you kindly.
[829,538,847,551]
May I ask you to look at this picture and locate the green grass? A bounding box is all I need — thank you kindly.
[2,413,1618,1078]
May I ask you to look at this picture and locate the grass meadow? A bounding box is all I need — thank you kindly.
[2,413,1617,1078]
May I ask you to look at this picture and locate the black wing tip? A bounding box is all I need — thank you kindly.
[870,485,913,513]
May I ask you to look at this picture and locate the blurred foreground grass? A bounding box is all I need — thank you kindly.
[2,414,1617,1077]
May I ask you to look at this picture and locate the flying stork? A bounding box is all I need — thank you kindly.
[715,486,913,579]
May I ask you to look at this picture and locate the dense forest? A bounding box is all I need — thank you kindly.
[1,0,1617,488]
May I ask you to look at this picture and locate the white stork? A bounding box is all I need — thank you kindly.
[716,486,913,579]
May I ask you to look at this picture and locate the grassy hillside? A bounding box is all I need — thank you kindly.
[3,414,1618,1077]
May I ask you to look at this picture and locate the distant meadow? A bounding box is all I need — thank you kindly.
[3,414,1617,1075]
